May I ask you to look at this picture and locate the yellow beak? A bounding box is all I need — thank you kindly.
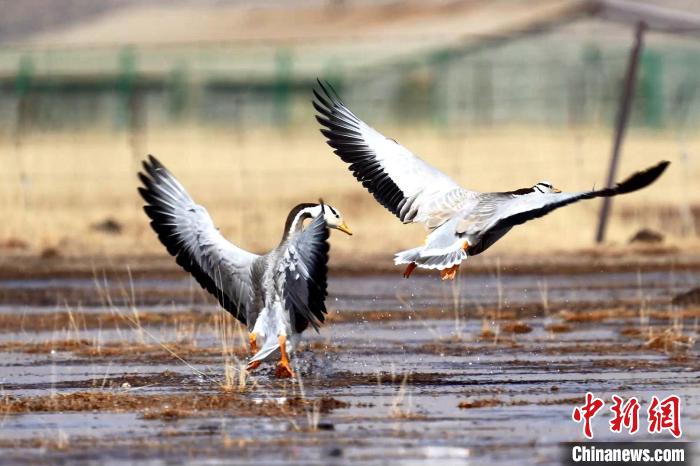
[336,222,353,236]
[553,187,562,193]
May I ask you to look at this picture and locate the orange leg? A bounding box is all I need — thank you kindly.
[403,262,417,279]
[246,360,262,371]
[248,332,258,354]
[440,264,460,281]
[274,335,294,378]
[437,241,469,280]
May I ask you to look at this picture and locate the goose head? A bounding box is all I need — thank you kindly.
[318,202,352,235]
[533,181,561,194]
[285,202,353,238]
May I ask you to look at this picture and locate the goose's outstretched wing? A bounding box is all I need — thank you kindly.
[457,161,670,237]
[314,80,464,225]
[138,155,259,325]
[278,215,329,334]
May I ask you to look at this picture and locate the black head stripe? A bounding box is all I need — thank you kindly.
[500,187,534,195]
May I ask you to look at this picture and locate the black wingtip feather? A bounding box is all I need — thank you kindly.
[137,155,248,325]
[313,78,408,220]
[312,89,332,111]
[612,160,669,195]
[147,154,162,168]
[323,80,341,101]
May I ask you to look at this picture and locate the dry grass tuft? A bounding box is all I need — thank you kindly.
[0,309,220,333]
[545,322,573,333]
[644,329,695,352]
[620,326,695,353]
[0,391,349,418]
[458,398,502,409]
[0,339,248,360]
[500,321,533,334]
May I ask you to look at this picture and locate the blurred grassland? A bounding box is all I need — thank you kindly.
[0,124,697,266]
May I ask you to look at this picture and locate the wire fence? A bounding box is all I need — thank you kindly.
[1,26,700,133]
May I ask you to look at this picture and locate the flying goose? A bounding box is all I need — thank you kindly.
[313,81,669,280]
[138,155,352,377]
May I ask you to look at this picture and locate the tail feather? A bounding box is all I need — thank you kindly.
[249,342,280,364]
[395,217,469,272]
[394,246,467,270]
[419,249,466,269]
[394,246,422,265]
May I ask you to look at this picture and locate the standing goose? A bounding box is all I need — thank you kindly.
[313,81,669,280]
[138,155,352,377]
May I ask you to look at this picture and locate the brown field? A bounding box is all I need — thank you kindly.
[0,124,698,265]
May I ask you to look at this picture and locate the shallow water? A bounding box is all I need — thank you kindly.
[0,271,697,465]
[1,270,698,312]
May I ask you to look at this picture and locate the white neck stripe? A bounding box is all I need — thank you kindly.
[289,205,321,233]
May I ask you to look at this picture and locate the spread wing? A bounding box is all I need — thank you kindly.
[457,161,670,237]
[138,155,259,325]
[278,215,329,334]
[314,80,464,224]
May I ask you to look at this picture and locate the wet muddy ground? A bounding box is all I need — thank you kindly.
[0,260,698,465]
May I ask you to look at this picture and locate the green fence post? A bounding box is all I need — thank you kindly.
[473,59,493,126]
[14,54,34,131]
[429,50,450,127]
[116,46,137,128]
[274,49,292,126]
[14,54,34,208]
[15,55,34,97]
[640,49,663,128]
[582,44,602,126]
[168,63,189,121]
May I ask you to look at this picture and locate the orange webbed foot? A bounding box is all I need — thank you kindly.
[274,360,295,378]
[403,263,417,279]
[440,264,460,281]
[274,335,295,379]
[246,360,262,371]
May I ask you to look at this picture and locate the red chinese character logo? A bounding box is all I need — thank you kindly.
[647,395,682,438]
[609,395,640,434]
[572,392,605,439]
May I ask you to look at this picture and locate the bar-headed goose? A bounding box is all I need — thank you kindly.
[138,156,352,377]
[313,81,669,280]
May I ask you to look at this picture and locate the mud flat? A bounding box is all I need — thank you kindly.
[0,256,697,465]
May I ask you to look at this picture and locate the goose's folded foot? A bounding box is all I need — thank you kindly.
[274,335,295,379]
[248,332,257,354]
[275,360,294,378]
[403,262,417,279]
[462,240,470,251]
[246,360,261,371]
[440,264,459,281]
